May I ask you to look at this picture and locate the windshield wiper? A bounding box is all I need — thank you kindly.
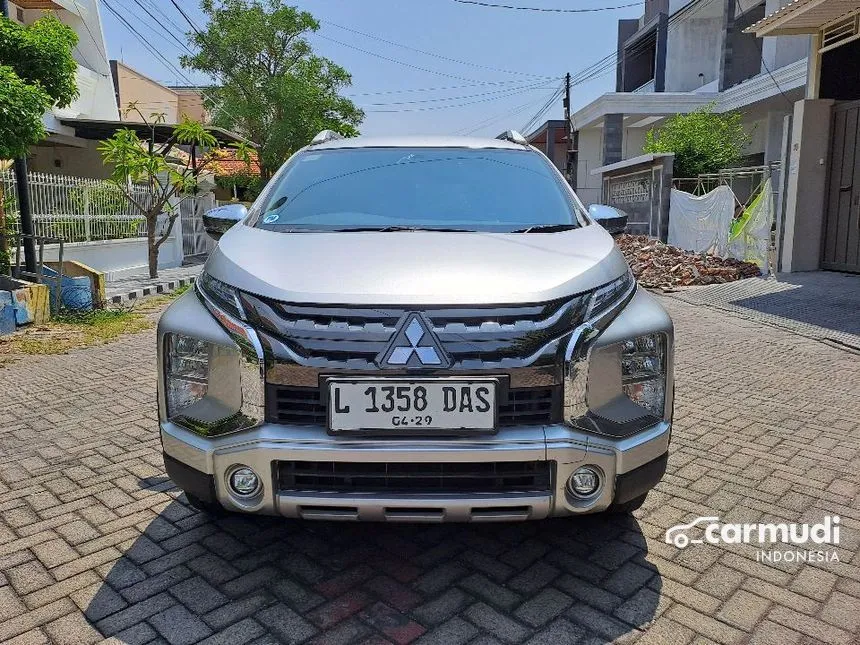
[510,224,579,233]
[332,226,477,232]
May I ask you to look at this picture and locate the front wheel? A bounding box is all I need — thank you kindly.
[607,492,648,514]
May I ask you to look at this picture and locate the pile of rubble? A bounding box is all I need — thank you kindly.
[615,234,761,290]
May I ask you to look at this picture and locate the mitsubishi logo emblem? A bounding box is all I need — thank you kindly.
[378,313,450,369]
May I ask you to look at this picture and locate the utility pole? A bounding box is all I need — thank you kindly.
[1,0,38,275]
[563,72,578,189]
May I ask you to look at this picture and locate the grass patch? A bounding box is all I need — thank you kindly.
[2,308,153,357]
[0,282,192,363]
[137,283,191,311]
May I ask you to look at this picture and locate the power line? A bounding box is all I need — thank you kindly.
[128,0,194,54]
[347,79,545,96]
[520,85,564,133]
[313,33,493,83]
[102,0,247,133]
[167,0,276,108]
[111,0,191,55]
[453,0,642,12]
[320,20,555,80]
[365,82,558,113]
[359,80,557,106]
[457,87,562,135]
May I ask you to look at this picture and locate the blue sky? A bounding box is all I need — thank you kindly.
[100,0,641,137]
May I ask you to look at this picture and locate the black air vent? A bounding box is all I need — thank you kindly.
[267,384,561,427]
[277,460,552,493]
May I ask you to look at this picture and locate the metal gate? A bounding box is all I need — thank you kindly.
[823,100,860,272]
[180,193,216,259]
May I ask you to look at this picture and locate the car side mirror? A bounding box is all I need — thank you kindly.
[203,204,248,240]
[589,204,628,235]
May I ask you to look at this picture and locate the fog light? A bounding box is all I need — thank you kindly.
[228,466,261,497]
[568,466,601,498]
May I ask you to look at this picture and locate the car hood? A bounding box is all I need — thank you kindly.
[205,223,629,305]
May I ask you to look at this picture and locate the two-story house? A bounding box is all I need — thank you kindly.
[564,0,811,207]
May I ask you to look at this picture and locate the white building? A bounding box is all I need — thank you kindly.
[8,0,120,177]
[570,0,811,207]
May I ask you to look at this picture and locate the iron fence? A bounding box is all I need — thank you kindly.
[0,170,150,243]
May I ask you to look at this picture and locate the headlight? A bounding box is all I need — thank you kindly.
[620,333,666,418]
[564,330,668,437]
[586,269,634,320]
[197,272,245,320]
[165,332,255,436]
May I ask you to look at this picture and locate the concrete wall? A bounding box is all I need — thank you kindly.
[760,0,811,76]
[623,126,649,160]
[599,154,674,240]
[114,61,180,122]
[39,234,184,280]
[574,129,605,207]
[664,0,723,92]
[781,99,834,272]
[176,90,209,123]
[29,139,112,179]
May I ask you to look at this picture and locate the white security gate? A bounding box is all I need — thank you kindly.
[180,193,216,259]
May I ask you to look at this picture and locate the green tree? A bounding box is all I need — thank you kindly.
[643,103,751,178]
[181,0,363,179]
[0,14,79,159]
[98,106,250,278]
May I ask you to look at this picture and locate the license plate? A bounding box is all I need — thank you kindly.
[327,379,498,432]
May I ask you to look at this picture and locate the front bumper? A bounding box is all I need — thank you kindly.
[161,418,670,521]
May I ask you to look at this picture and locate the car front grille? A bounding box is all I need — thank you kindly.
[277,460,553,494]
[241,295,588,369]
[266,384,561,427]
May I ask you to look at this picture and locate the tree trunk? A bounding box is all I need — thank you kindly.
[0,184,8,274]
[147,213,158,278]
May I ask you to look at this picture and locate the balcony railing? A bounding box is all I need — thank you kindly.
[633,79,656,94]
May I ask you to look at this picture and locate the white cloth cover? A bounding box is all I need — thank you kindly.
[668,186,735,256]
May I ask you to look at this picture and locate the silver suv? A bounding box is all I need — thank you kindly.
[157,131,673,522]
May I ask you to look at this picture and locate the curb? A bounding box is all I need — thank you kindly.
[108,276,197,305]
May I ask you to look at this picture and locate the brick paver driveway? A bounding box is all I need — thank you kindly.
[1,295,859,645]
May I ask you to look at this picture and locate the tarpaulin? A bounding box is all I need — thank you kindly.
[668,186,735,256]
[727,178,773,273]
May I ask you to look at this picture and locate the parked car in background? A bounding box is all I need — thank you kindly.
[156,130,674,522]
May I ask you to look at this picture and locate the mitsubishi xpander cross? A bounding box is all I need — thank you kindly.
[157,130,673,522]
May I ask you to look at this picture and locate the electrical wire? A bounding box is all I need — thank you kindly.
[365,82,559,112]
[453,0,643,12]
[111,0,191,55]
[456,86,563,134]
[102,0,248,134]
[347,79,546,96]
[320,20,556,80]
[166,0,266,115]
[313,33,494,84]
[520,85,564,134]
[128,0,195,54]
[359,80,558,107]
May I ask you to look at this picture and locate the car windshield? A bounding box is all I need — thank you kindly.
[251,146,584,233]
